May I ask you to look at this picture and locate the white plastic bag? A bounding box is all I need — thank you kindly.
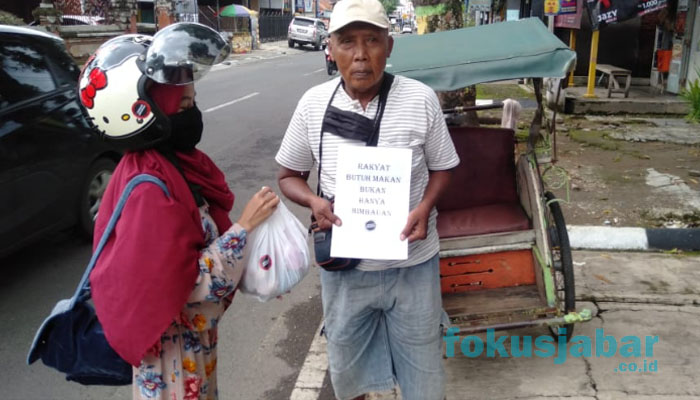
[239,201,311,302]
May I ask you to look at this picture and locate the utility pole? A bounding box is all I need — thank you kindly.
[216,0,220,31]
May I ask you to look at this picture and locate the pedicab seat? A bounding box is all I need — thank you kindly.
[436,127,530,238]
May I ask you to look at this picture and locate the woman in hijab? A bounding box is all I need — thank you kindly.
[81,27,279,400]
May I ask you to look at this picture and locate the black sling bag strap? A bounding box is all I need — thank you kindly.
[316,72,395,197]
[157,146,205,207]
[311,73,394,272]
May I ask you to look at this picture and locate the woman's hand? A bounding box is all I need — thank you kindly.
[237,186,280,233]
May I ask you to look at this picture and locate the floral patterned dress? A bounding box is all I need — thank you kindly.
[133,202,247,400]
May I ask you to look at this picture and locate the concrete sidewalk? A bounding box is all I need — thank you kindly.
[372,250,700,399]
[226,40,316,64]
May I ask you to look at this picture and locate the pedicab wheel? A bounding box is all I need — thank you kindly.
[544,191,575,342]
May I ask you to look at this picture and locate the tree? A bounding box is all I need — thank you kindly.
[381,0,399,15]
[413,0,478,125]
[0,10,25,25]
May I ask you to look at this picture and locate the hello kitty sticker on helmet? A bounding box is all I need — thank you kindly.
[80,68,107,109]
[79,34,156,141]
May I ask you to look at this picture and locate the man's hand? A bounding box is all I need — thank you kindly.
[309,196,342,231]
[400,204,430,243]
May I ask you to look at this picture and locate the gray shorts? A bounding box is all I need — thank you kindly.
[320,254,446,400]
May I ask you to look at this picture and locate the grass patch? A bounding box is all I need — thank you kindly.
[599,169,641,185]
[476,83,532,100]
[622,119,657,126]
[515,129,530,143]
[569,130,619,151]
[681,69,700,123]
[568,130,652,160]
[638,210,700,228]
[639,279,671,293]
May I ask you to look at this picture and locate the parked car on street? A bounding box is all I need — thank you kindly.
[288,16,328,50]
[0,25,121,257]
[401,24,413,34]
[28,15,105,26]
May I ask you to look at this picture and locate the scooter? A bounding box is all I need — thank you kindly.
[324,40,337,75]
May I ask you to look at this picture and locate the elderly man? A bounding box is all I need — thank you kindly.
[275,0,459,398]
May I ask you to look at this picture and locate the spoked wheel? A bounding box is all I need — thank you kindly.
[544,191,575,342]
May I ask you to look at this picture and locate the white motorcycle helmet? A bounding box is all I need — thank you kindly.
[79,23,231,149]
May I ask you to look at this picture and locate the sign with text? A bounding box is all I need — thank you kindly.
[469,0,492,12]
[555,0,584,28]
[331,146,412,260]
[586,0,667,29]
[546,0,578,16]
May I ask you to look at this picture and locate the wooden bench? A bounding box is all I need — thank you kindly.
[596,64,632,98]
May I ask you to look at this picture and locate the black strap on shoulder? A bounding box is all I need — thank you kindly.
[316,73,395,197]
[157,146,205,207]
[367,73,394,147]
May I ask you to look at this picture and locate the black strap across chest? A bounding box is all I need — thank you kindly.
[316,73,395,197]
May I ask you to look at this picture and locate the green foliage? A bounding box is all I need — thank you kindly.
[475,83,532,100]
[681,70,700,123]
[381,0,399,15]
[32,5,62,21]
[0,10,26,25]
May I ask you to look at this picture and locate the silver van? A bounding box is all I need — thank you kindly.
[287,17,328,50]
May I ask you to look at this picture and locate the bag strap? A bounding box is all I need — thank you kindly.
[158,146,205,207]
[316,73,395,197]
[366,73,394,147]
[69,174,170,308]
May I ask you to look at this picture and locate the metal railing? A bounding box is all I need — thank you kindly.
[259,15,292,42]
[198,6,219,31]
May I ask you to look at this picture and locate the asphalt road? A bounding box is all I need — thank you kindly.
[1,48,335,400]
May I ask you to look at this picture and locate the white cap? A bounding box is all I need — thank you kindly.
[329,0,391,33]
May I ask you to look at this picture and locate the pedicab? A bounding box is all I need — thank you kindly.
[386,17,592,341]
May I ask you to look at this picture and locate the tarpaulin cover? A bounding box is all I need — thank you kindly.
[385,18,577,91]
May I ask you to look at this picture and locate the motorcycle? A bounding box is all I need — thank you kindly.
[324,39,337,75]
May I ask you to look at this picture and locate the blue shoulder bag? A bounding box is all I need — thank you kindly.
[26,174,169,385]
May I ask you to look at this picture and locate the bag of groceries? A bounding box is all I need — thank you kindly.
[239,201,311,301]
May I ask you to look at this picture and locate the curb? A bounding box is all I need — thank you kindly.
[568,226,700,251]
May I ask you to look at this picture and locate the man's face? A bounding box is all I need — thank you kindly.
[329,23,393,96]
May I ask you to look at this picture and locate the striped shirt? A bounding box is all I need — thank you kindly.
[276,75,459,271]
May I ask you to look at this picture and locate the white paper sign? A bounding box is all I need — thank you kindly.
[330,146,412,260]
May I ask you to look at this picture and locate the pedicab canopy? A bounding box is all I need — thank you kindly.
[385,18,576,91]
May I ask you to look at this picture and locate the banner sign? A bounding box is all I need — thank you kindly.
[469,0,492,12]
[586,0,667,29]
[559,0,578,13]
[545,0,577,16]
[555,0,584,28]
[175,0,197,14]
[331,146,412,260]
[544,0,562,15]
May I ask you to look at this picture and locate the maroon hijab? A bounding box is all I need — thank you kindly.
[90,83,234,366]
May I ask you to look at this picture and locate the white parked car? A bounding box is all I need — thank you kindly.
[288,17,328,50]
[402,24,413,34]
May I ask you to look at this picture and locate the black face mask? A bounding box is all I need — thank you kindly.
[168,104,203,151]
[322,105,376,142]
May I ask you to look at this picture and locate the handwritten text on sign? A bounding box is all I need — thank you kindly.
[331,146,412,260]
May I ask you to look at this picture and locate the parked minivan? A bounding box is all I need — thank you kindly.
[288,17,328,50]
